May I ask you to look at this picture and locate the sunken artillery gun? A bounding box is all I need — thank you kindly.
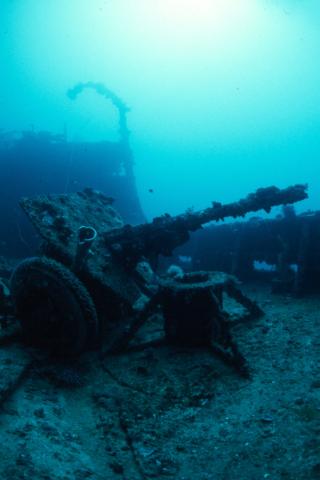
[9,184,307,372]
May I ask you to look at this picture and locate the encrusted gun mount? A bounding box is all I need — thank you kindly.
[9,184,307,371]
[158,271,263,375]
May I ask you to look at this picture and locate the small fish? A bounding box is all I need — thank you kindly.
[148,188,154,193]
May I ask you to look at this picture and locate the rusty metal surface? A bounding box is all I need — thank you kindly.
[20,189,143,311]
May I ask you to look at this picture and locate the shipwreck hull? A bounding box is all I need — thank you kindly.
[0,132,145,257]
[175,210,320,293]
[0,82,145,258]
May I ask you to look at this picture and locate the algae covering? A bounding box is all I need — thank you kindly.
[12,184,305,360]
[0,182,319,479]
[1,2,320,476]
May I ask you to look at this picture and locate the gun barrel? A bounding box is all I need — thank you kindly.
[104,184,308,264]
[187,183,308,228]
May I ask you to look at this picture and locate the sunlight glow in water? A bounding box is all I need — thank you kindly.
[12,0,266,75]
[4,0,320,216]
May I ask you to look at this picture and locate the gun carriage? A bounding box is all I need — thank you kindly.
[8,184,307,374]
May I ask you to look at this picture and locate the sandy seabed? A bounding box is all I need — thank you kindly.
[0,284,319,480]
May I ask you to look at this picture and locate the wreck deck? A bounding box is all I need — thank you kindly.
[0,284,319,480]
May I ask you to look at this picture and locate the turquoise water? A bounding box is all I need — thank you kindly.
[1,0,319,218]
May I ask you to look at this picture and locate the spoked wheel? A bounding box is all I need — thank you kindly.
[10,257,98,356]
